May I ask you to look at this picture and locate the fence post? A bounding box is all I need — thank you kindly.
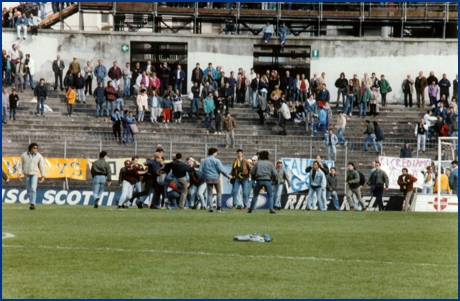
[275,144,278,163]
[64,139,68,190]
[205,143,207,158]
[135,138,138,155]
[309,138,312,158]
[344,145,348,196]
[170,142,173,161]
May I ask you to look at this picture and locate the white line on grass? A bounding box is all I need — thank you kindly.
[2,244,456,268]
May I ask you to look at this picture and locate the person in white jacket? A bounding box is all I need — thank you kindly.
[423,110,437,140]
[18,143,46,210]
[149,89,161,124]
[134,71,149,96]
[414,117,429,152]
[278,100,291,135]
[136,88,148,122]
[261,22,275,43]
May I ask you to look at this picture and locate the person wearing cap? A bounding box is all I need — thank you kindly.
[230,149,253,210]
[91,151,112,208]
[248,151,277,214]
[69,56,81,87]
[199,147,233,213]
[273,160,290,210]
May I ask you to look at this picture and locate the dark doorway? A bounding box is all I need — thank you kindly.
[130,42,188,93]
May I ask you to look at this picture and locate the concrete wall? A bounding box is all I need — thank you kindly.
[2,29,457,103]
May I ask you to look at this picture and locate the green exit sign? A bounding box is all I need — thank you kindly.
[121,44,130,52]
[311,50,320,60]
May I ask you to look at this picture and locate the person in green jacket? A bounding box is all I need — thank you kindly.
[379,74,391,107]
[203,92,215,129]
[357,81,370,118]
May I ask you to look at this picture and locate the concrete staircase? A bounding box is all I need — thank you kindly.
[2,83,445,193]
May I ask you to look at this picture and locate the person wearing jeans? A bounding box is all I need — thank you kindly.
[336,111,348,146]
[8,88,19,121]
[191,82,201,116]
[18,143,46,210]
[261,21,275,43]
[278,22,290,46]
[363,120,378,153]
[203,92,215,128]
[122,62,132,97]
[90,151,112,208]
[326,167,340,210]
[415,117,428,152]
[199,147,233,213]
[273,160,290,210]
[357,81,370,117]
[421,166,434,194]
[33,78,48,116]
[230,149,253,209]
[248,151,278,214]
[304,161,327,211]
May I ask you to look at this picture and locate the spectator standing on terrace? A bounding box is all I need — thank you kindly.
[357,81,370,118]
[236,69,250,104]
[13,58,24,93]
[280,70,294,102]
[136,88,147,123]
[402,74,415,108]
[83,61,94,96]
[191,62,203,86]
[123,110,137,146]
[21,53,34,90]
[414,117,428,153]
[52,55,65,91]
[373,121,385,152]
[104,80,117,117]
[223,112,236,148]
[122,62,132,97]
[248,151,277,214]
[190,82,200,117]
[108,61,122,89]
[74,72,85,103]
[334,72,348,108]
[317,83,330,108]
[278,22,290,46]
[257,91,268,125]
[305,94,317,132]
[172,89,183,123]
[65,85,76,117]
[111,108,122,144]
[427,71,438,87]
[94,59,107,85]
[449,160,458,195]
[34,78,47,117]
[324,128,338,161]
[367,161,389,211]
[172,64,186,94]
[2,88,9,124]
[278,100,290,136]
[250,73,260,108]
[131,62,143,95]
[93,81,105,118]
[369,85,380,117]
[199,147,232,213]
[415,71,427,108]
[439,73,451,101]
[397,168,417,212]
[399,142,412,158]
[379,74,390,107]
[8,88,19,121]
[261,22,275,44]
[68,56,81,87]
[159,62,171,95]
[115,84,125,116]
[428,80,439,108]
[18,143,46,210]
[90,151,112,209]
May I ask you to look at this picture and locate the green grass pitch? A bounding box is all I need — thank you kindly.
[2,204,458,298]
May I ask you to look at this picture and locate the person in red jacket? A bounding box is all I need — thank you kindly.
[104,80,117,117]
[108,61,122,89]
[397,168,418,212]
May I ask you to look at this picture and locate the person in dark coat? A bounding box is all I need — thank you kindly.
[400,142,413,158]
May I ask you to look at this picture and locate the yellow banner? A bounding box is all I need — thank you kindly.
[2,157,87,180]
